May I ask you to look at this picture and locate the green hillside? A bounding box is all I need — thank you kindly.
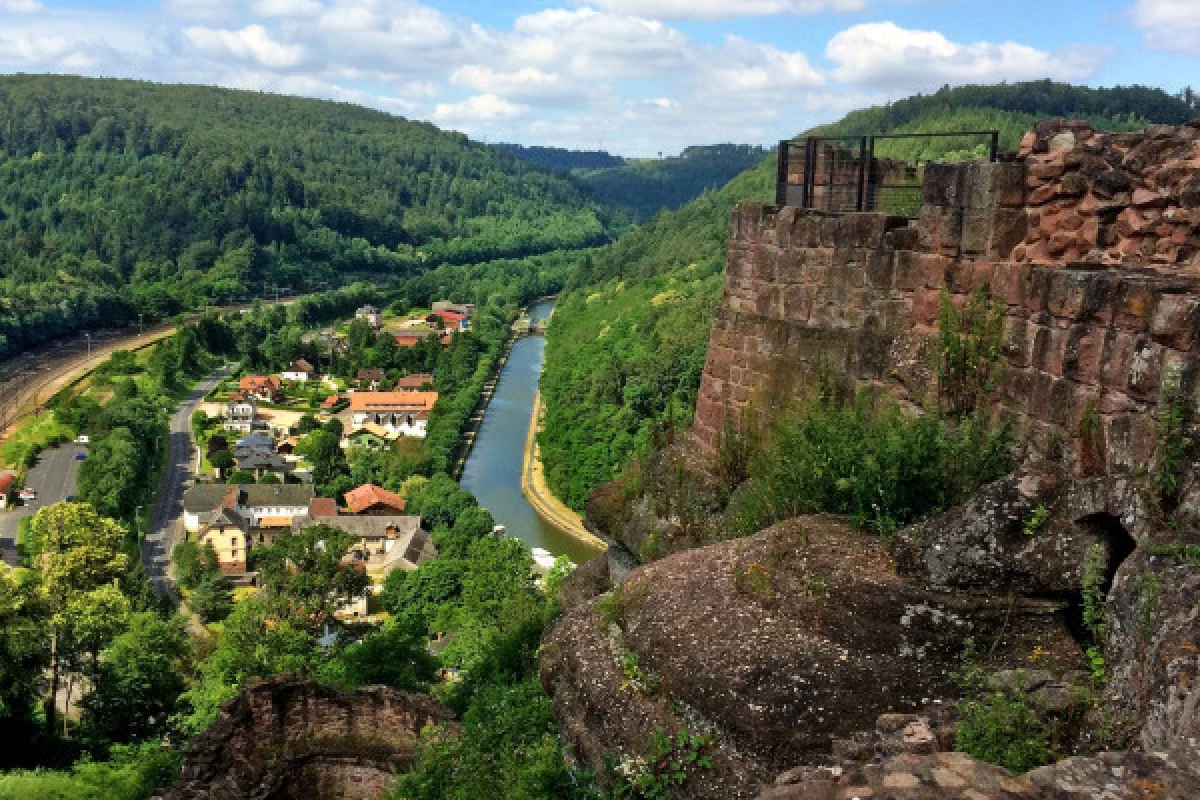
[577,144,770,222]
[539,81,1197,511]
[0,75,612,362]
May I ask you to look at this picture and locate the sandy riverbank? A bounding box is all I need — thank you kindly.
[521,390,606,552]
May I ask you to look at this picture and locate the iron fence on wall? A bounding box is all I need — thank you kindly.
[776,131,1000,219]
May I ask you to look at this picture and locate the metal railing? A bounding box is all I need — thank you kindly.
[776,131,1000,218]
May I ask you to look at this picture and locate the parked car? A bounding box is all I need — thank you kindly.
[75,435,90,445]
[75,452,86,461]
[18,488,36,501]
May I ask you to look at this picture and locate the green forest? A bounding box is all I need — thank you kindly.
[575,144,771,222]
[538,80,1198,511]
[0,75,614,362]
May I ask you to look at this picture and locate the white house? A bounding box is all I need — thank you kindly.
[182,484,315,534]
[225,394,258,433]
[282,359,314,382]
[349,391,438,438]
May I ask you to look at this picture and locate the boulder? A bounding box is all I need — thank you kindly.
[540,517,1083,799]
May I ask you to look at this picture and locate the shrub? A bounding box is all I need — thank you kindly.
[731,392,1012,538]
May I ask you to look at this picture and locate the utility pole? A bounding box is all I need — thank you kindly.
[85,333,91,360]
[138,313,144,337]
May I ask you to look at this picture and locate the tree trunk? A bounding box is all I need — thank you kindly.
[46,629,59,736]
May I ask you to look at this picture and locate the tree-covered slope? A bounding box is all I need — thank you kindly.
[493,143,626,172]
[576,144,771,222]
[539,81,1197,511]
[0,75,611,361]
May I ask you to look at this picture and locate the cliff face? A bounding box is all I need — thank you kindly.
[163,677,456,800]
[550,119,1200,798]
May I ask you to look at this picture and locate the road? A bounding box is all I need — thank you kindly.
[142,364,235,597]
[0,438,86,559]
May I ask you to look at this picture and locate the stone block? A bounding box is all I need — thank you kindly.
[1068,326,1109,385]
[991,261,1030,307]
[1114,282,1158,331]
[920,253,951,289]
[1150,293,1200,350]
[960,208,992,256]
[893,249,923,291]
[864,249,895,289]
[988,208,1028,259]
[923,162,963,207]
[1102,331,1137,390]
[1126,338,1163,399]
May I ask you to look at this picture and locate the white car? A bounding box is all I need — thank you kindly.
[18,488,36,501]
[74,435,90,445]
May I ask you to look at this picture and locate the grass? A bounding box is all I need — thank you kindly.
[0,411,76,469]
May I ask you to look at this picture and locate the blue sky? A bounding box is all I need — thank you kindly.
[0,0,1195,155]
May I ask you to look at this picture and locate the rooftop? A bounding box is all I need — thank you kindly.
[349,391,438,413]
[308,497,338,518]
[184,484,315,513]
[395,373,435,389]
[240,375,281,391]
[344,483,406,514]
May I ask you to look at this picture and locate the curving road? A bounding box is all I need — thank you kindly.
[142,364,235,598]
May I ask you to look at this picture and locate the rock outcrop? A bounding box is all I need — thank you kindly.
[762,749,1200,799]
[541,517,1083,798]
[162,677,456,800]
[549,118,1200,799]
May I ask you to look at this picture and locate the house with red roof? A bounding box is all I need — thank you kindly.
[344,483,407,516]
[427,309,469,330]
[239,375,283,402]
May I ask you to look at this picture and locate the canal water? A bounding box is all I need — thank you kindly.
[460,299,603,564]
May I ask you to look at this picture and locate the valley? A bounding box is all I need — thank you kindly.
[0,68,1199,800]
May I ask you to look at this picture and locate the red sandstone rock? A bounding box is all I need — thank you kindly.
[1133,187,1169,208]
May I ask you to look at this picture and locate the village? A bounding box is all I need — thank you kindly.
[181,300,478,617]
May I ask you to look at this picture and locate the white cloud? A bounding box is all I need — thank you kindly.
[575,0,865,20]
[183,24,306,68]
[512,9,695,79]
[1132,0,1200,55]
[433,93,529,127]
[1,0,44,12]
[826,21,1103,89]
[0,1,1115,154]
[703,35,824,95]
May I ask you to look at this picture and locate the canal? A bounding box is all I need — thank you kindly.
[460,299,603,564]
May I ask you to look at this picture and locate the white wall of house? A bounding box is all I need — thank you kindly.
[351,411,428,438]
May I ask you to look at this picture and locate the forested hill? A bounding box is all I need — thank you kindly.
[576,144,771,222]
[0,75,612,361]
[538,80,1198,511]
[493,143,626,172]
[498,141,770,222]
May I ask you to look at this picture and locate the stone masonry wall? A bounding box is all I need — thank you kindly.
[694,119,1200,538]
